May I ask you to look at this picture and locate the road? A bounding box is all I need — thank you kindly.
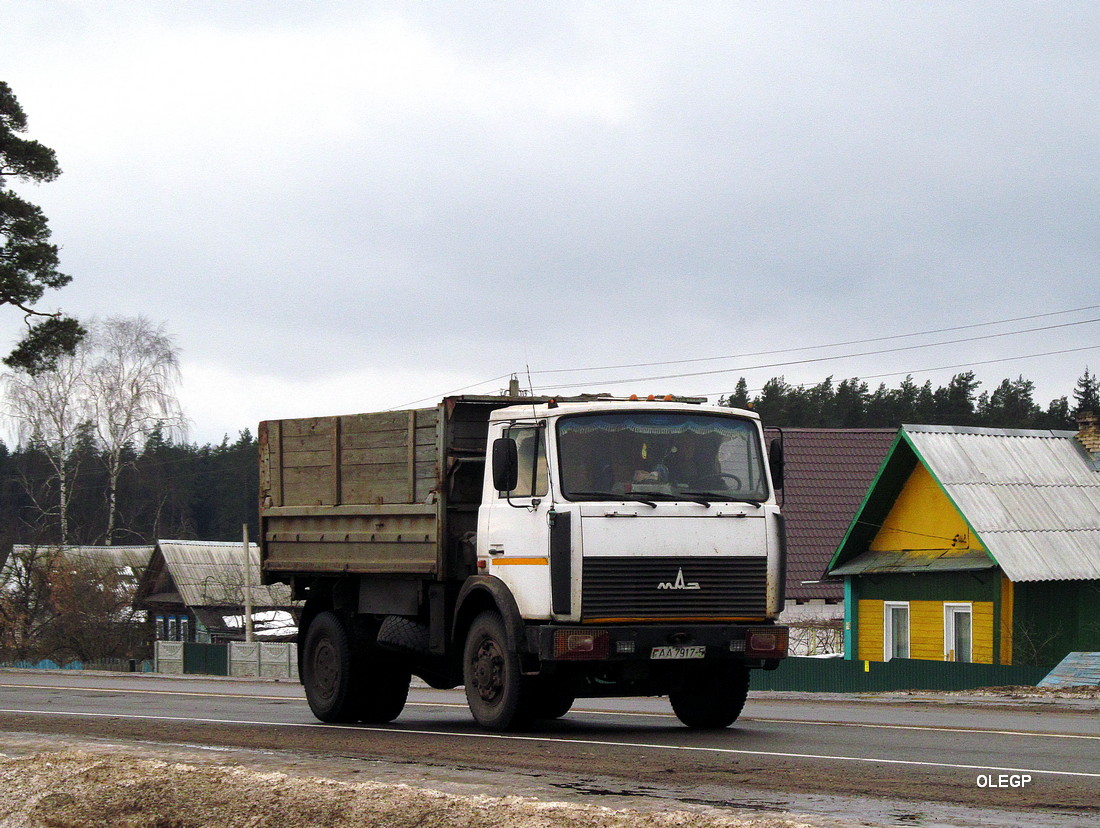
[1,670,1097,828]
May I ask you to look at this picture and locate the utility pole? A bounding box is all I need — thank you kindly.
[243,523,254,643]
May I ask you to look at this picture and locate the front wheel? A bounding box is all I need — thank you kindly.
[463,610,526,730]
[669,663,750,729]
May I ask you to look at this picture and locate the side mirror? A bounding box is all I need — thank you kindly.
[492,437,519,493]
[768,438,784,490]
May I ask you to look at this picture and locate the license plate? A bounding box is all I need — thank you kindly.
[650,645,706,660]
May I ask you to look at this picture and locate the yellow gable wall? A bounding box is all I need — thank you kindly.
[870,463,985,554]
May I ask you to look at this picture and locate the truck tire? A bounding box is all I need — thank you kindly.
[523,680,574,721]
[669,663,750,729]
[357,652,411,724]
[463,610,527,730]
[301,611,359,723]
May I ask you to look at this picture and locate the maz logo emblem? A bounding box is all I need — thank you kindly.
[658,568,700,590]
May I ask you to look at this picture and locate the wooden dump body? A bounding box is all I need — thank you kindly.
[259,396,533,585]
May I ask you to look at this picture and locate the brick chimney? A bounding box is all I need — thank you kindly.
[1076,410,1100,458]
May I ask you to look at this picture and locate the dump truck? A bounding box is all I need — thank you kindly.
[259,394,788,730]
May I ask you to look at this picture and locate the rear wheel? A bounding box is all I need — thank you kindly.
[669,662,750,729]
[302,611,411,724]
[357,651,410,723]
[463,610,527,730]
[301,611,358,722]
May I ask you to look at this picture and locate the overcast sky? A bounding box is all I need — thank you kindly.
[3,2,1098,444]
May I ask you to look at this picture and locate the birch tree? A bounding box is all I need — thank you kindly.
[85,317,186,544]
[3,344,90,542]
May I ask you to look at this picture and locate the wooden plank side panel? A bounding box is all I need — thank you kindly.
[263,507,440,576]
[341,411,415,432]
[343,444,437,466]
[264,540,437,574]
[281,417,337,438]
[258,420,282,508]
[333,409,440,506]
[281,449,334,468]
[282,466,338,506]
[280,434,337,453]
[857,599,884,661]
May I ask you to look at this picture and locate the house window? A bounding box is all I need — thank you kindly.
[884,602,910,661]
[180,616,189,642]
[168,616,178,641]
[155,615,165,640]
[944,603,973,662]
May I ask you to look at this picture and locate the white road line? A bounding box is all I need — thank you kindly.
[3,684,1095,741]
[1,708,1097,780]
[4,686,1095,743]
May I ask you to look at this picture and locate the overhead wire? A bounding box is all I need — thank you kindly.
[529,303,1100,376]
[529,317,1100,392]
[385,372,515,411]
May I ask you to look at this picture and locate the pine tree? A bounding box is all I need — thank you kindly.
[1073,367,1099,415]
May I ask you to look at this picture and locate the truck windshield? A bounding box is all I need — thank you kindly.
[557,411,768,503]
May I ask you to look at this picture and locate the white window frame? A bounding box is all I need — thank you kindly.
[883,601,910,661]
[944,603,973,662]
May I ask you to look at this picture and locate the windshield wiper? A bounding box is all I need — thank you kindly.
[682,492,764,509]
[571,491,658,508]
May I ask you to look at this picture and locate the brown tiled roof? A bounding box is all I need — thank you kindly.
[766,428,897,602]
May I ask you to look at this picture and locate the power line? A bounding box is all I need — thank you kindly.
[530,303,1100,376]
[532,318,1100,392]
[385,372,515,411]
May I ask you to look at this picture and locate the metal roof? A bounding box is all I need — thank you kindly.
[155,540,295,609]
[902,425,1100,582]
[7,544,154,573]
[830,547,996,576]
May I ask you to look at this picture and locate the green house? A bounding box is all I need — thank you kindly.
[828,421,1100,666]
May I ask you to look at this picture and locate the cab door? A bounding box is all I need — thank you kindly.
[479,422,554,619]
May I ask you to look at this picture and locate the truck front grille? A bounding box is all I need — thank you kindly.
[582,556,768,620]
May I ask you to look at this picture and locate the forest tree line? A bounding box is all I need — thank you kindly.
[0,427,259,549]
[720,369,1099,430]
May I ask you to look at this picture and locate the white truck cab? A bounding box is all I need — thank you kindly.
[479,399,786,625]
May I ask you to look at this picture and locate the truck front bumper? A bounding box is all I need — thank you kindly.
[526,622,788,665]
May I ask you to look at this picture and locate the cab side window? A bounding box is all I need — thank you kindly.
[503,426,548,498]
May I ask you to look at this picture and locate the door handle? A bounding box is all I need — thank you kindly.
[488,544,505,555]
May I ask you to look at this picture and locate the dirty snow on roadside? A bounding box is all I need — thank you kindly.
[0,750,859,828]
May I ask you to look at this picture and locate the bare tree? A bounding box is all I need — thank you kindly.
[3,346,91,543]
[3,316,186,544]
[0,545,62,662]
[85,317,186,544]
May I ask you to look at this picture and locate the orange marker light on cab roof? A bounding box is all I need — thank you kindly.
[647,394,656,401]
[629,394,639,400]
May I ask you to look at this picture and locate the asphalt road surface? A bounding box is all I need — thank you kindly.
[1,670,1097,828]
